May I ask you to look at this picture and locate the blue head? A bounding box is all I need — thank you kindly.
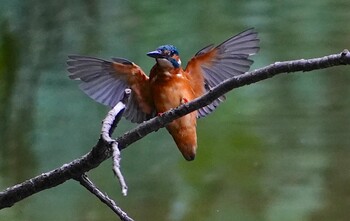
[147,45,181,68]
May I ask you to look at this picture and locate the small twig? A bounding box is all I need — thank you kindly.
[112,143,128,196]
[75,174,134,221]
[101,89,131,195]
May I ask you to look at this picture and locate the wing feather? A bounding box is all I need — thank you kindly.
[185,28,259,118]
[67,55,154,123]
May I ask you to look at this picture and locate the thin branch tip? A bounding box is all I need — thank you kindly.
[340,49,350,63]
[75,174,134,221]
[123,88,131,99]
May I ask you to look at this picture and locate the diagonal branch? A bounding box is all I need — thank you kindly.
[75,174,134,221]
[1,50,349,209]
[116,49,350,150]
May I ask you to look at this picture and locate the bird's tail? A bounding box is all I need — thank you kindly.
[166,116,198,161]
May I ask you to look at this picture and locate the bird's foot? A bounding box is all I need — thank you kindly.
[181,97,189,104]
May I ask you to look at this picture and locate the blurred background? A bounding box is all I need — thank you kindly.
[1,0,350,220]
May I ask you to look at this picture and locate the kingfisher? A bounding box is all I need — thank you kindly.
[67,28,259,161]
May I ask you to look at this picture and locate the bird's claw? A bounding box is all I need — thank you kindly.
[181,97,189,104]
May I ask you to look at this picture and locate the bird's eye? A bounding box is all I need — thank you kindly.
[163,50,170,56]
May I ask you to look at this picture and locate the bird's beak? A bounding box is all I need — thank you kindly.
[147,50,163,58]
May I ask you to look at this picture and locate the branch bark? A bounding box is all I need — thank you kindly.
[1,50,349,210]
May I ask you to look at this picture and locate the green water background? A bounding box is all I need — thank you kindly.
[1,1,350,220]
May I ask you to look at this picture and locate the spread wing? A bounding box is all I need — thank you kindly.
[185,28,259,118]
[67,55,155,123]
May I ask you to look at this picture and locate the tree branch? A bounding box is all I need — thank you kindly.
[1,50,349,209]
[75,174,134,221]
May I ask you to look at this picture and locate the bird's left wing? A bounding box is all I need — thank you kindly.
[185,28,259,118]
[67,55,155,123]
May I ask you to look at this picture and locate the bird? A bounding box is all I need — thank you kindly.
[66,28,259,161]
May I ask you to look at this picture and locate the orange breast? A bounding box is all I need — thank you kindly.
[150,69,195,112]
[150,68,198,160]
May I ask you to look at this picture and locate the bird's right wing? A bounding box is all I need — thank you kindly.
[67,55,155,123]
[185,28,259,118]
